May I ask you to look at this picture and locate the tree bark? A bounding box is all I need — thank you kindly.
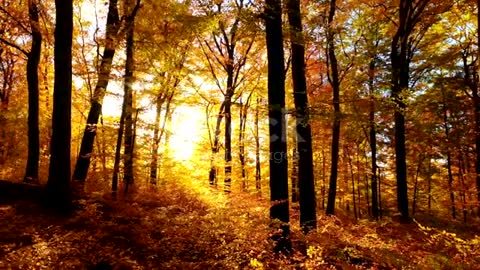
[46,0,73,209]
[239,93,251,191]
[368,58,379,219]
[265,0,290,253]
[441,85,456,219]
[326,0,341,216]
[111,99,125,198]
[73,0,123,186]
[477,0,480,217]
[287,0,316,232]
[254,96,261,193]
[24,0,42,183]
[209,102,225,187]
[123,0,136,193]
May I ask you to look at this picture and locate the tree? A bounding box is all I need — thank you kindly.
[390,0,431,222]
[46,0,73,208]
[73,0,140,188]
[0,0,42,183]
[265,0,290,252]
[286,0,316,232]
[123,0,140,194]
[326,0,341,216]
[198,0,256,192]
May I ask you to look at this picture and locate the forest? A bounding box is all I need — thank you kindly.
[1,0,480,269]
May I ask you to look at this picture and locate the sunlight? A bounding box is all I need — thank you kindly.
[168,106,203,161]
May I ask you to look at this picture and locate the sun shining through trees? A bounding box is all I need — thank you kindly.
[2,0,480,268]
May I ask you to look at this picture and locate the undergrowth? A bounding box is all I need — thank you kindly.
[0,178,479,269]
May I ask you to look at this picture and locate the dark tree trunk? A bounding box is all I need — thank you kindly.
[122,0,137,194]
[209,102,225,187]
[46,0,73,209]
[346,147,357,219]
[150,90,166,185]
[224,93,232,193]
[321,150,326,209]
[326,0,340,216]
[150,100,161,185]
[291,146,299,203]
[368,59,379,219]
[390,0,431,222]
[477,0,480,217]
[459,154,468,223]
[412,155,424,216]
[427,156,432,212]
[239,93,251,191]
[378,168,383,218]
[24,0,42,183]
[73,0,123,186]
[111,100,125,198]
[287,0,316,232]
[265,0,290,253]
[255,97,261,193]
[224,62,234,193]
[441,86,456,219]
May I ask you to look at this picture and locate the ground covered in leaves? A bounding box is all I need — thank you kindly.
[1,181,480,269]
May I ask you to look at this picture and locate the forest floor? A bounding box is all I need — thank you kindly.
[1,180,480,269]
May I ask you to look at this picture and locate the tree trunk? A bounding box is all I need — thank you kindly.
[476,0,480,217]
[239,93,251,191]
[326,0,341,216]
[150,90,172,185]
[378,168,383,218]
[346,147,357,219]
[123,0,137,194]
[412,155,423,216]
[291,146,299,203]
[224,70,233,193]
[209,102,225,187]
[111,100,125,198]
[459,154,468,224]
[368,58,379,219]
[427,156,432,212]
[286,0,317,231]
[441,86,456,219]
[265,0,290,253]
[24,0,42,183]
[73,0,121,186]
[321,150,326,210]
[46,0,73,209]
[255,97,261,193]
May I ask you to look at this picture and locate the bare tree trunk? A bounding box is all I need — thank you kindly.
[265,0,290,253]
[346,146,357,219]
[412,155,424,216]
[111,102,125,198]
[291,146,299,203]
[150,90,173,185]
[239,93,252,191]
[321,150,326,210]
[459,154,468,224]
[123,0,138,194]
[255,97,261,194]
[209,102,225,187]
[476,0,480,217]
[73,0,121,185]
[46,0,72,209]
[24,0,42,183]
[441,85,456,219]
[368,58,379,219]
[326,0,341,216]
[74,1,140,189]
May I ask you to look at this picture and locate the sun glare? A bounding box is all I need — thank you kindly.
[168,106,203,161]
